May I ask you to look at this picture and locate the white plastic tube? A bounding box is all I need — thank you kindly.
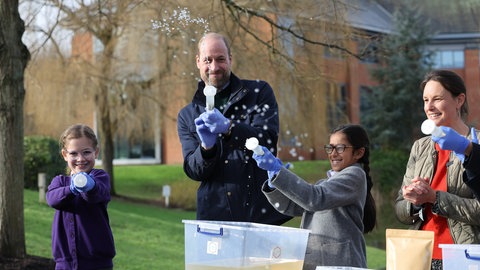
[203,85,217,111]
[245,137,264,155]
[73,173,87,188]
[421,119,445,137]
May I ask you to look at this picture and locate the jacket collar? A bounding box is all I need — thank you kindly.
[192,72,245,107]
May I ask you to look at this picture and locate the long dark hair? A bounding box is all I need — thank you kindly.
[332,124,377,233]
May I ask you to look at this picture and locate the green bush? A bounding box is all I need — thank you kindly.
[366,149,411,249]
[370,148,409,195]
[24,136,66,189]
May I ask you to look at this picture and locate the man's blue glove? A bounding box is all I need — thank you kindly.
[472,127,478,144]
[252,146,283,187]
[201,108,231,134]
[195,116,217,149]
[73,172,96,193]
[70,177,80,195]
[432,126,470,162]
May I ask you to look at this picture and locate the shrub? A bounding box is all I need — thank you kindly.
[24,136,66,189]
[370,148,409,195]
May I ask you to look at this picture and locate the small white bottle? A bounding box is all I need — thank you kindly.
[203,85,217,111]
[73,173,87,188]
[245,137,265,155]
[421,119,445,137]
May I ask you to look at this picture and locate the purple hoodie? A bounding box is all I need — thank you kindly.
[46,168,115,270]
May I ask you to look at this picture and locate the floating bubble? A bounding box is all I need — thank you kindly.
[151,6,210,35]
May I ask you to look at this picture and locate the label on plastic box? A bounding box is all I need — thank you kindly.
[271,246,281,258]
[207,238,221,255]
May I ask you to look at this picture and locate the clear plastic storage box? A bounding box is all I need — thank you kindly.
[440,244,480,270]
[183,220,310,270]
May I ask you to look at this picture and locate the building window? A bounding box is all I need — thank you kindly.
[277,16,296,59]
[327,83,347,130]
[359,85,373,128]
[432,50,464,68]
[359,43,378,63]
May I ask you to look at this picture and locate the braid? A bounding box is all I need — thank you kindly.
[361,149,377,233]
[332,124,377,233]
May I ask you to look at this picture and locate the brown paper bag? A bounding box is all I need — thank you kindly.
[386,229,434,270]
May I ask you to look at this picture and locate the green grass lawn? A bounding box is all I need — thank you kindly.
[25,161,389,269]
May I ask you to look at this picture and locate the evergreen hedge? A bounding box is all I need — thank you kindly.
[24,136,66,189]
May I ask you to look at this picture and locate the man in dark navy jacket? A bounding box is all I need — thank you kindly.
[432,126,480,199]
[177,32,291,225]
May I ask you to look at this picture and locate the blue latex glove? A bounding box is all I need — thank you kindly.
[201,108,231,134]
[73,172,96,193]
[195,116,217,149]
[70,177,80,195]
[432,126,470,162]
[473,127,478,144]
[252,146,283,187]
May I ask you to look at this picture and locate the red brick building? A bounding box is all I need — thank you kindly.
[26,1,480,164]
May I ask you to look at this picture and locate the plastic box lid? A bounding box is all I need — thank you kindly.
[183,220,310,269]
[440,244,480,270]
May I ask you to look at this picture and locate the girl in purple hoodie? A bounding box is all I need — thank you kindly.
[46,124,115,270]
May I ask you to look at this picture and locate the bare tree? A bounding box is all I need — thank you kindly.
[0,0,30,258]
[27,0,153,194]
[22,0,372,180]
[212,0,361,159]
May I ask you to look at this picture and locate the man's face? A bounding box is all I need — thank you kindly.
[196,37,232,88]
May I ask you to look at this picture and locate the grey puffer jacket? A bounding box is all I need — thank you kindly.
[264,164,367,269]
[394,129,480,244]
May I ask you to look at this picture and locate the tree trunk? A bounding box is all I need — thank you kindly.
[95,43,116,195]
[98,91,116,195]
[0,0,30,258]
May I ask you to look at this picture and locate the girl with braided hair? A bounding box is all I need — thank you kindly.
[251,124,376,270]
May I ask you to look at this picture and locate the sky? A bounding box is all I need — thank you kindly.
[19,0,75,56]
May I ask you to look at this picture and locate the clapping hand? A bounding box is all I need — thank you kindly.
[432,126,472,162]
[402,177,433,206]
[195,116,217,149]
[201,108,231,134]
